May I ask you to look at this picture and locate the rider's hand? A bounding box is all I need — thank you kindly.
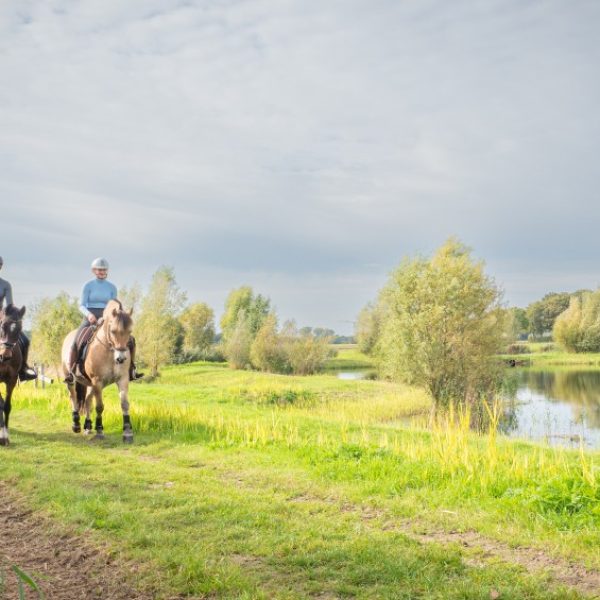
[88,314,97,324]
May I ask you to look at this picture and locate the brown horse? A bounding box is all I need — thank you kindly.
[0,304,26,446]
[61,299,135,442]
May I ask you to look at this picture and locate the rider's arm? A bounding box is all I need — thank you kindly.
[4,281,12,307]
[79,282,91,318]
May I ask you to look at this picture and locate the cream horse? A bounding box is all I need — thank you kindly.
[61,299,134,442]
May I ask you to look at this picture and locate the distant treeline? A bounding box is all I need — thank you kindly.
[28,269,351,377]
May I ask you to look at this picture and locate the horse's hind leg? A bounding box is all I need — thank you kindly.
[118,379,133,444]
[68,382,81,433]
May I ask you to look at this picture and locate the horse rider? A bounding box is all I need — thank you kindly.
[0,256,37,381]
[64,257,143,384]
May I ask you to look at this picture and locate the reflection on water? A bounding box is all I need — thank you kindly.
[502,369,600,448]
[336,371,377,380]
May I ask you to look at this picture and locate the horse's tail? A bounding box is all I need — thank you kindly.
[75,383,86,412]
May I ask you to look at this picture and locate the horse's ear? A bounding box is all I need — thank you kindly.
[18,306,26,319]
[128,307,134,316]
[112,308,118,318]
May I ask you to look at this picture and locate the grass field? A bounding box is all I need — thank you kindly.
[1,357,599,598]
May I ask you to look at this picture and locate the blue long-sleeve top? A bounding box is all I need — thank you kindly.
[79,278,118,317]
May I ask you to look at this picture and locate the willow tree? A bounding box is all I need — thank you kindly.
[136,267,186,377]
[376,238,505,418]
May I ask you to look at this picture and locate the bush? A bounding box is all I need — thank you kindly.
[505,344,531,355]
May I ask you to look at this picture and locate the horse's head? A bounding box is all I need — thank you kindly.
[103,299,133,365]
[0,304,25,363]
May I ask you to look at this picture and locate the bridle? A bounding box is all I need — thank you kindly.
[96,314,128,353]
[0,315,20,351]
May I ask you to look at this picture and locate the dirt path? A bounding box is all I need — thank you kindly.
[0,483,153,600]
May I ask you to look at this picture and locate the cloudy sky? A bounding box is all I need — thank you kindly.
[1,1,599,332]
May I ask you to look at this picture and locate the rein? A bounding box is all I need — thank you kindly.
[0,316,20,349]
[96,315,128,352]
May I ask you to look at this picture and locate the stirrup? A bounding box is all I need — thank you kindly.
[130,369,145,381]
[19,368,37,382]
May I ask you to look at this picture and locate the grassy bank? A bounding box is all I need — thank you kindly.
[501,342,600,367]
[1,361,598,598]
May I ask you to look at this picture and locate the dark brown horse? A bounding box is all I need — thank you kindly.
[0,304,26,446]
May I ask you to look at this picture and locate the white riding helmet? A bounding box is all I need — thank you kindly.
[91,257,110,270]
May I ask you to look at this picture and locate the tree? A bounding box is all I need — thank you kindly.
[30,293,81,375]
[376,238,505,418]
[554,290,600,352]
[179,302,215,357]
[526,293,570,339]
[355,301,384,355]
[135,267,187,377]
[220,286,272,370]
[250,313,289,373]
[504,307,529,342]
[223,311,253,369]
[220,286,271,338]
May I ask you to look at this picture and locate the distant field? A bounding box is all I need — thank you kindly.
[0,359,598,598]
[326,344,375,370]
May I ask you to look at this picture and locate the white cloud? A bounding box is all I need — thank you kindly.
[1,0,599,330]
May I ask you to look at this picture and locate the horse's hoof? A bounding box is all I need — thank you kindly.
[72,425,81,433]
[93,432,105,441]
[0,438,9,447]
[122,433,134,444]
[83,429,93,436]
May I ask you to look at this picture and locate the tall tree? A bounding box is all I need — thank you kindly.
[179,302,215,356]
[376,238,505,418]
[526,292,570,338]
[136,267,186,377]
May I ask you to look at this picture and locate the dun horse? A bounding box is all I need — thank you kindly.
[0,304,27,446]
[61,299,135,442]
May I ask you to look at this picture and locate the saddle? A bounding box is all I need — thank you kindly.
[74,325,99,381]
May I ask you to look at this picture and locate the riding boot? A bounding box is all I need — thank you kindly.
[18,333,37,381]
[64,344,78,384]
[128,337,144,381]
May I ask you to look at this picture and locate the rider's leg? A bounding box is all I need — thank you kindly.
[18,333,37,381]
[127,336,144,380]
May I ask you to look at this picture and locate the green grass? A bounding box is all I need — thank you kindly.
[325,345,375,370]
[2,362,598,599]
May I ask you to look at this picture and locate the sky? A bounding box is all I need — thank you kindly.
[1,0,599,333]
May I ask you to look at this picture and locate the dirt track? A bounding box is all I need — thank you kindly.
[0,482,153,600]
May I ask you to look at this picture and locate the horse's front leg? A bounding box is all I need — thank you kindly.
[118,378,133,444]
[0,389,6,446]
[0,380,17,446]
[93,385,105,440]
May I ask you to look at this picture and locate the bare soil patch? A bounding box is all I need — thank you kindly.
[393,522,600,598]
[0,482,154,600]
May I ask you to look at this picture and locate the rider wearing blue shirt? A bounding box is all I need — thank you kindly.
[65,258,142,383]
